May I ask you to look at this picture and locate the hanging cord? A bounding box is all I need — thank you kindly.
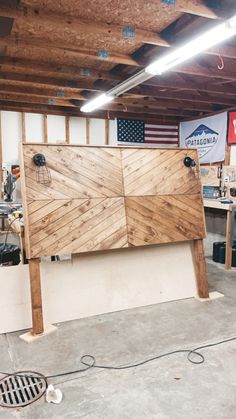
[217,54,224,70]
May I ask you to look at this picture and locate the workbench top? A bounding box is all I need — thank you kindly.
[204,199,236,211]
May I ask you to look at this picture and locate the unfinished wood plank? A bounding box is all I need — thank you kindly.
[122,148,201,196]
[86,118,90,145]
[226,210,232,270]
[43,114,48,143]
[105,119,109,145]
[65,116,70,144]
[191,239,209,298]
[29,258,44,335]
[21,112,26,144]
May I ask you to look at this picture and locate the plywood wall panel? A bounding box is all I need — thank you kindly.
[121,148,201,196]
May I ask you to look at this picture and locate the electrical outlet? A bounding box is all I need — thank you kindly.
[224,176,230,183]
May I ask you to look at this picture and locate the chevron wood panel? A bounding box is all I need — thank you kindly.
[21,144,206,258]
[121,148,201,196]
[27,197,128,258]
[126,195,206,247]
[23,144,124,200]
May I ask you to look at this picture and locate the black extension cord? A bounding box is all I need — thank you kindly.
[0,335,236,382]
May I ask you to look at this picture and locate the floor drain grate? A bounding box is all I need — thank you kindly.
[0,371,47,408]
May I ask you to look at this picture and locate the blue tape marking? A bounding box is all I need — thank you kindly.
[98,50,110,60]
[160,0,176,5]
[122,26,136,39]
[80,68,90,76]
[57,91,65,97]
[48,99,56,105]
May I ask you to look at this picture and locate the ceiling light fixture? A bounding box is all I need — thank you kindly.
[80,93,114,113]
[145,14,236,75]
[80,14,236,113]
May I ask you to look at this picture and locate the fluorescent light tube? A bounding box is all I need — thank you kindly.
[109,70,151,96]
[80,93,114,113]
[146,14,236,75]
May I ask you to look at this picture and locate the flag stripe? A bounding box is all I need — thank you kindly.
[144,140,179,144]
[117,119,179,146]
[145,133,178,138]
[145,124,178,129]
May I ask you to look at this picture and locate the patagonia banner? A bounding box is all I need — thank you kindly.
[180,112,227,164]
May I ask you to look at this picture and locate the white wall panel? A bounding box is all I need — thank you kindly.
[109,119,117,145]
[69,117,86,144]
[1,111,22,166]
[47,115,66,143]
[230,146,236,165]
[90,118,105,145]
[25,113,44,143]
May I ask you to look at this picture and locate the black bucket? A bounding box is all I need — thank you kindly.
[219,244,226,264]
[232,249,236,268]
[0,243,20,266]
[213,241,226,263]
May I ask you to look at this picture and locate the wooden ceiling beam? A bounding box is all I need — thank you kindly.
[130,85,236,106]
[2,33,236,82]
[0,83,90,99]
[1,62,236,97]
[0,93,77,107]
[0,36,139,67]
[0,101,181,122]
[0,56,119,81]
[0,90,219,113]
[0,4,169,47]
[96,103,203,117]
[165,0,220,19]
[0,78,234,107]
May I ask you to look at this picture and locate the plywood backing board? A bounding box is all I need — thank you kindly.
[21,144,206,259]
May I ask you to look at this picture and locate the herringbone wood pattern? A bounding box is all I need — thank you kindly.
[22,145,205,258]
[121,148,201,196]
[28,197,128,257]
[126,195,205,247]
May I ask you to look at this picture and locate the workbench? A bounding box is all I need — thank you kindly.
[204,199,236,269]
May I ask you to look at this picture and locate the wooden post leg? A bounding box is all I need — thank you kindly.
[29,258,44,335]
[225,210,232,270]
[191,239,209,298]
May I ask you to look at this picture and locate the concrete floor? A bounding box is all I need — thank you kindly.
[0,260,236,419]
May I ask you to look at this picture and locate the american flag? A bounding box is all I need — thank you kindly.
[117,119,179,146]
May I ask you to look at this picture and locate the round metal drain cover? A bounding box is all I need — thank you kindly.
[0,372,47,408]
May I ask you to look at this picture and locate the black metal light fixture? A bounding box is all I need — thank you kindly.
[32,153,51,185]
[183,156,196,168]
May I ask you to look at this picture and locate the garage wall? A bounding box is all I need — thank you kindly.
[0,111,118,168]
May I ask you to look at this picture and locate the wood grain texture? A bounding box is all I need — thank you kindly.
[23,144,124,200]
[191,239,209,298]
[121,148,201,196]
[29,258,44,334]
[126,195,206,247]
[28,197,128,257]
[21,144,206,258]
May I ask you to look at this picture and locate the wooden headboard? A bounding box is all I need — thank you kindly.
[21,144,206,259]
